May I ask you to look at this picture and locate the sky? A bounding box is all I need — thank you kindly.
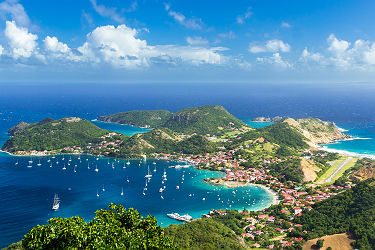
[0,0,375,83]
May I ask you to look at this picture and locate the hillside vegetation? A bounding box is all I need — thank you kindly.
[294,178,375,249]
[98,110,172,128]
[2,118,109,152]
[99,105,247,135]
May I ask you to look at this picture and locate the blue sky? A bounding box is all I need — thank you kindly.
[0,0,375,83]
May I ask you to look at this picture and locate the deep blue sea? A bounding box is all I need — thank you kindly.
[0,82,374,247]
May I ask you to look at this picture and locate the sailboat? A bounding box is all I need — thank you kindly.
[47,158,51,163]
[15,159,19,165]
[123,163,126,169]
[153,165,157,172]
[37,159,42,166]
[62,164,66,170]
[107,159,110,165]
[74,166,77,173]
[87,162,90,169]
[126,160,130,165]
[50,163,52,168]
[69,156,72,162]
[111,162,115,169]
[121,186,124,196]
[28,158,33,164]
[145,166,152,178]
[94,165,99,172]
[96,189,99,197]
[126,177,130,183]
[52,194,60,210]
[102,185,105,192]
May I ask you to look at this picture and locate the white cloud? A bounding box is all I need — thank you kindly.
[281,22,292,28]
[300,48,324,63]
[4,20,37,59]
[186,36,208,46]
[236,7,252,24]
[44,36,70,54]
[166,6,203,30]
[90,0,125,23]
[77,24,224,68]
[218,31,236,39]
[256,53,292,69]
[327,34,350,54]
[0,44,3,55]
[0,0,30,27]
[249,39,291,53]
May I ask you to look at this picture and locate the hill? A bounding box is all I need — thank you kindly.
[2,117,110,153]
[294,178,375,249]
[116,128,217,156]
[98,105,247,135]
[350,162,375,181]
[282,117,349,146]
[162,105,247,135]
[98,110,172,128]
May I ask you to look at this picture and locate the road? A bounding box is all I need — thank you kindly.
[325,157,352,183]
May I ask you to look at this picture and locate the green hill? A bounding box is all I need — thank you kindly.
[116,128,217,156]
[2,117,109,153]
[98,110,172,128]
[98,105,247,135]
[294,178,375,249]
[162,105,247,135]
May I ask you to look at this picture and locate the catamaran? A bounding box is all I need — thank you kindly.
[145,166,152,178]
[52,194,60,210]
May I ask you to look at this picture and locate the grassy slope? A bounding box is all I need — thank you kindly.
[316,156,358,184]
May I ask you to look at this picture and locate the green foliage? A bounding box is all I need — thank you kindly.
[162,105,246,135]
[316,239,324,248]
[98,110,172,128]
[165,218,246,249]
[294,179,375,249]
[21,204,173,249]
[2,118,109,152]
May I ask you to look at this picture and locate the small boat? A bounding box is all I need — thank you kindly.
[69,156,72,162]
[152,161,156,165]
[145,166,152,178]
[176,186,180,190]
[62,157,65,161]
[94,165,99,172]
[27,164,32,168]
[15,159,19,165]
[161,195,164,199]
[202,197,205,201]
[74,166,77,173]
[121,186,124,196]
[102,185,105,192]
[47,158,51,163]
[126,160,130,165]
[50,164,52,168]
[126,178,130,183]
[107,159,110,165]
[112,162,115,169]
[96,190,99,197]
[62,164,66,170]
[56,160,59,164]
[87,162,90,169]
[52,194,60,210]
[159,188,164,193]
[52,156,56,159]
[123,163,126,169]
[28,159,33,164]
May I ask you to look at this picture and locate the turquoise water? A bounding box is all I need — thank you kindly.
[92,120,151,136]
[0,120,274,246]
[322,122,375,159]
[245,121,274,128]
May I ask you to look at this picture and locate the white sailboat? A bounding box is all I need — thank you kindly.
[145,166,152,178]
[96,189,99,197]
[15,159,18,165]
[102,185,105,192]
[123,163,126,169]
[52,194,60,210]
[37,159,41,166]
[62,164,66,170]
[94,165,99,172]
[126,160,130,165]
[121,186,124,196]
[74,166,77,173]
[153,165,157,172]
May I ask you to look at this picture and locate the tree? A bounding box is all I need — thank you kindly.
[22,203,173,249]
[316,239,324,248]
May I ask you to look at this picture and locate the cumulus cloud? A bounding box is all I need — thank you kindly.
[300,48,324,63]
[90,0,125,23]
[4,20,37,59]
[186,36,208,46]
[236,7,252,24]
[165,4,203,30]
[249,39,291,53]
[0,0,30,26]
[0,44,3,55]
[256,53,292,69]
[44,36,70,54]
[77,24,224,68]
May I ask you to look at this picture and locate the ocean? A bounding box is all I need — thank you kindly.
[0,82,374,247]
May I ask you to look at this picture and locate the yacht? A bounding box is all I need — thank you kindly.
[52,194,60,210]
[145,166,152,178]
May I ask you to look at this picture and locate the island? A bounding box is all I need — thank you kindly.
[3,105,375,249]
